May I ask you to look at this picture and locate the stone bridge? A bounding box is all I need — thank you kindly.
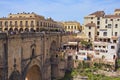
[0,32,66,80]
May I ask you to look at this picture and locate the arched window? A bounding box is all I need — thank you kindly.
[31,21,34,27]
[10,21,12,26]
[25,21,28,27]
[15,21,18,27]
[37,21,39,26]
[30,28,35,32]
[19,28,23,33]
[4,21,8,27]
[25,28,29,32]
[20,21,23,27]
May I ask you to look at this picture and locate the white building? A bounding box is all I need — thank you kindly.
[83,9,120,63]
[84,9,120,42]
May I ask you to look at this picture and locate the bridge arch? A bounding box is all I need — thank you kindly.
[25,65,42,80]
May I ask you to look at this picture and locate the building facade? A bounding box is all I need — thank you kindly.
[83,9,120,63]
[0,12,64,33]
[62,21,82,33]
[84,9,120,42]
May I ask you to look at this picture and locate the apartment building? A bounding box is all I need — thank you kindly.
[0,12,63,33]
[84,9,120,42]
[83,9,120,63]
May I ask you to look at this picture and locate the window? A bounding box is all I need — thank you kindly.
[71,26,73,29]
[15,21,17,26]
[31,21,34,27]
[88,32,91,38]
[115,24,118,28]
[76,56,78,60]
[95,45,97,47]
[103,32,107,36]
[37,21,39,26]
[105,25,107,28]
[10,21,12,26]
[40,22,42,26]
[68,26,70,29]
[89,26,91,29]
[108,24,111,28]
[4,21,8,27]
[0,21,2,26]
[97,32,99,35]
[103,46,106,48]
[111,19,113,21]
[103,39,107,42]
[97,17,100,20]
[115,32,117,36]
[111,46,115,49]
[74,26,76,29]
[105,19,107,24]
[25,21,28,26]
[97,26,100,28]
[20,21,23,27]
[97,21,100,25]
[91,17,93,19]
[113,40,116,43]
[99,39,102,41]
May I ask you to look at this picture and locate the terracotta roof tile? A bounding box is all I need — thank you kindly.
[104,15,120,18]
[115,9,120,12]
[90,11,105,17]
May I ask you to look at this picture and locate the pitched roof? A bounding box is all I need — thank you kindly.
[90,11,105,17]
[104,15,120,18]
[85,23,96,27]
[115,9,120,12]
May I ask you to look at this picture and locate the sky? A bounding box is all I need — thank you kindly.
[0,0,120,24]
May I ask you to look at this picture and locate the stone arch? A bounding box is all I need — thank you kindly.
[4,28,8,31]
[25,28,29,32]
[19,28,23,33]
[14,28,18,33]
[9,70,21,80]
[14,28,18,32]
[25,64,42,80]
[30,28,35,32]
[36,28,39,32]
[8,28,13,34]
